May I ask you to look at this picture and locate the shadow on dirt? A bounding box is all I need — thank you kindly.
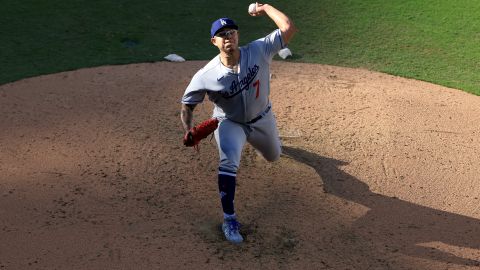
[282,146,480,267]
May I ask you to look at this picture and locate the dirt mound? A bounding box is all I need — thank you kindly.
[1,61,479,269]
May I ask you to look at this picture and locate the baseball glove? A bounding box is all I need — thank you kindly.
[183,118,219,148]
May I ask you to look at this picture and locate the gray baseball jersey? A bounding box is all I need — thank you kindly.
[181,29,285,123]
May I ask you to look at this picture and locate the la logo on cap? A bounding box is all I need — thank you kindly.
[221,19,227,25]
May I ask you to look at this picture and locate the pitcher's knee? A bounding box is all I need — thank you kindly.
[259,148,281,162]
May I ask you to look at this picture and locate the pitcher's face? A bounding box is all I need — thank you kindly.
[211,28,239,54]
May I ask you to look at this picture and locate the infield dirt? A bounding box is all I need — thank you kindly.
[1,61,479,269]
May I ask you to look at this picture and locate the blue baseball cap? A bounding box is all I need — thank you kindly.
[210,17,238,37]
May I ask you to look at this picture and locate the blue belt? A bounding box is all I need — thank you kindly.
[246,105,271,124]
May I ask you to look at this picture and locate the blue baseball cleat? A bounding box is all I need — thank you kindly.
[222,217,244,244]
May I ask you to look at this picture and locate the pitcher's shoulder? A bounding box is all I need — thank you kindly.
[193,56,221,77]
[204,55,222,71]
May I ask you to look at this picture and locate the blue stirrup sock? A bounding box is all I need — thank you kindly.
[218,173,236,216]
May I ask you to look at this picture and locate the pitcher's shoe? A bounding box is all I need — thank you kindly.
[222,217,243,243]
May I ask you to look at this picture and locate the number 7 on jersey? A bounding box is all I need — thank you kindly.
[253,80,260,99]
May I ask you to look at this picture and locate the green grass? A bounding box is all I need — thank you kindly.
[288,0,480,94]
[1,0,479,94]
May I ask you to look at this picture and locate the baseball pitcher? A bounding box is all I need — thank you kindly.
[180,2,297,243]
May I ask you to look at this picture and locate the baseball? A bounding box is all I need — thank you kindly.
[248,3,256,14]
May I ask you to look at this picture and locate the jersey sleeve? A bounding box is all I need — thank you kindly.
[181,71,207,104]
[252,29,286,62]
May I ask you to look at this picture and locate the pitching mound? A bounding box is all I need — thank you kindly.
[1,61,479,269]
